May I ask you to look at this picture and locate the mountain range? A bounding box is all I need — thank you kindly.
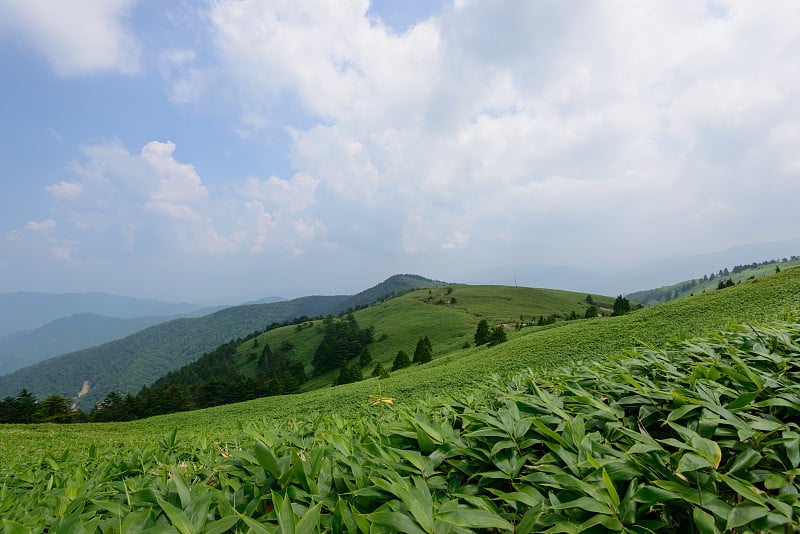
[0,274,443,408]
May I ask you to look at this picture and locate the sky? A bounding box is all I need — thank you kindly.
[1,0,799,303]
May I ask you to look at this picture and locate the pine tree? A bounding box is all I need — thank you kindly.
[487,326,507,346]
[413,336,433,364]
[359,347,373,367]
[371,362,389,379]
[474,319,490,346]
[392,350,411,371]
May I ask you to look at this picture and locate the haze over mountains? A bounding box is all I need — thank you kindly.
[0,292,209,338]
[0,274,444,408]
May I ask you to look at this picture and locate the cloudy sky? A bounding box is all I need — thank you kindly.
[1,0,798,303]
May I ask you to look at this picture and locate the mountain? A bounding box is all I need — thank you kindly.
[0,313,180,376]
[626,256,800,305]
[471,238,800,297]
[0,292,206,338]
[335,274,447,311]
[0,274,445,408]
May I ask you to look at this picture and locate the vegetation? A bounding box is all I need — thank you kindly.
[392,350,411,371]
[0,276,446,409]
[627,256,800,305]
[1,315,799,531]
[412,336,433,364]
[1,268,800,530]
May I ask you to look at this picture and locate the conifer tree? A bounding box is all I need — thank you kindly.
[392,350,411,371]
[474,319,490,346]
[413,336,433,364]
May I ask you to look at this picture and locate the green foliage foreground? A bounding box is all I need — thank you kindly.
[2,316,800,532]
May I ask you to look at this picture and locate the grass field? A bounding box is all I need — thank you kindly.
[0,272,798,531]
[235,285,614,390]
[1,267,798,467]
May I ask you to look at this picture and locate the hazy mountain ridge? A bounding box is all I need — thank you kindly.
[0,275,446,408]
[0,292,206,338]
[0,313,185,376]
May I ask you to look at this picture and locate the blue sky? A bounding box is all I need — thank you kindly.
[1,1,799,303]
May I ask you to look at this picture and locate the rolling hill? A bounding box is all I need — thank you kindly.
[0,313,184,376]
[0,274,444,408]
[1,268,799,532]
[0,291,206,337]
[626,256,800,305]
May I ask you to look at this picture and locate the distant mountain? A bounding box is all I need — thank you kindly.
[0,274,446,409]
[336,274,446,311]
[626,257,800,306]
[0,292,205,338]
[472,238,800,297]
[0,313,180,376]
[244,296,287,305]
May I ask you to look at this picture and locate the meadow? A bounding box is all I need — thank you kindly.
[0,268,799,531]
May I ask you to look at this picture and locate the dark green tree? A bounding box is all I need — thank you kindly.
[584,305,598,319]
[358,347,373,367]
[612,295,631,316]
[371,362,389,379]
[585,294,595,305]
[334,360,362,385]
[35,394,72,423]
[474,319,490,346]
[413,336,433,364]
[392,350,411,371]
[487,326,507,347]
[15,388,37,424]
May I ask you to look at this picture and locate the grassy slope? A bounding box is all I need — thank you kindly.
[236,285,612,390]
[1,268,798,463]
[628,258,800,305]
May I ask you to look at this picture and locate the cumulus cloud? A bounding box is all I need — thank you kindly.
[0,0,140,77]
[6,219,73,260]
[35,140,321,260]
[45,181,83,199]
[186,0,800,267]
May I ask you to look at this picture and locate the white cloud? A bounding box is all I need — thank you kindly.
[24,219,56,232]
[188,0,800,268]
[33,140,321,260]
[0,0,140,77]
[7,219,73,260]
[46,181,83,199]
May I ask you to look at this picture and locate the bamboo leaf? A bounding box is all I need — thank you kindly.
[156,497,194,534]
[726,504,770,529]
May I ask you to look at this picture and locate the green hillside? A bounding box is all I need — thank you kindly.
[1,268,799,532]
[2,267,797,463]
[0,295,349,408]
[0,313,175,376]
[0,275,447,409]
[247,285,615,390]
[627,256,800,305]
[1,268,799,531]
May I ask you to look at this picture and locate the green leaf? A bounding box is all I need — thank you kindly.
[273,492,295,534]
[237,514,272,534]
[551,496,613,515]
[719,475,765,506]
[172,469,191,510]
[726,504,770,529]
[255,440,281,479]
[725,391,759,411]
[204,516,240,534]
[693,507,718,534]
[601,468,620,508]
[726,448,761,475]
[435,508,514,530]
[367,511,426,534]
[156,497,194,534]
[295,502,323,534]
[677,452,713,473]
